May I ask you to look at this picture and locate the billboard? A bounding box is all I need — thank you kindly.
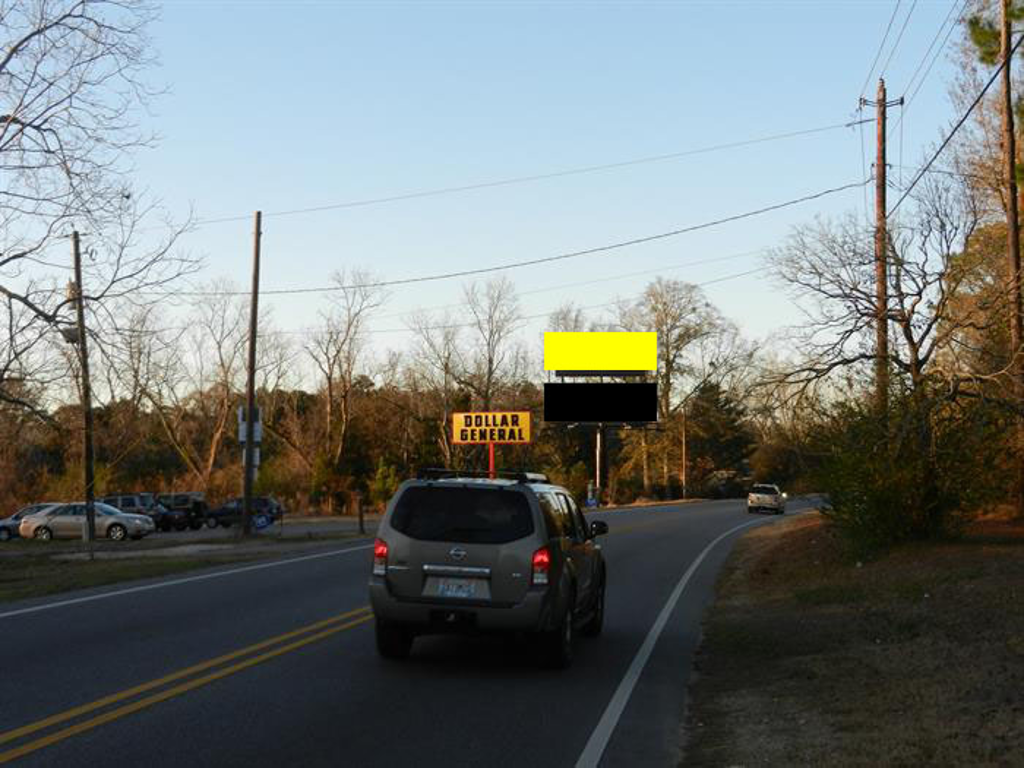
[543,382,657,423]
[543,331,657,372]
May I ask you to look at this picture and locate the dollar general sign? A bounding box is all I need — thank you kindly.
[452,411,531,445]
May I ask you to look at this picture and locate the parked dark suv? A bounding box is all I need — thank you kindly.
[100,493,186,532]
[156,493,208,530]
[205,496,284,529]
[369,469,608,668]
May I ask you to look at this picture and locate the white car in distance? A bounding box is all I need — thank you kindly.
[747,484,786,515]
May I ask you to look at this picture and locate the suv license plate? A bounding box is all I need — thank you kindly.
[438,578,476,598]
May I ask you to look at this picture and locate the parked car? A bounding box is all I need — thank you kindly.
[99,493,186,532]
[205,496,284,528]
[747,483,786,515]
[156,493,208,530]
[369,469,608,668]
[0,503,59,541]
[19,502,155,541]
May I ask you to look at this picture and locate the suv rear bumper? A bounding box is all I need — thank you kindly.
[369,579,549,633]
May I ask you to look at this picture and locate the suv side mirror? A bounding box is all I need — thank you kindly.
[590,520,609,537]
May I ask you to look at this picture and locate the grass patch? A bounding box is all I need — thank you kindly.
[792,583,868,606]
[0,554,268,604]
[0,528,367,557]
[683,512,1024,767]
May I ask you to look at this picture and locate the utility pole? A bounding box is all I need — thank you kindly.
[680,408,687,499]
[999,1,1024,516]
[71,231,96,560]
[860,79,902,418]
[242,211,262,536]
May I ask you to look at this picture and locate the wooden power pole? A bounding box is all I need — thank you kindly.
[1000,0,1024,516]
[861,79,902,418]
[71,231,96,559]
[242,211,262,536]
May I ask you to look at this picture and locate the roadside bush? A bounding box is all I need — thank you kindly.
[815,388,1004,556]
[369,458,400,511]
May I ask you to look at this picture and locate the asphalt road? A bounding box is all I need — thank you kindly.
[0,497,818,767]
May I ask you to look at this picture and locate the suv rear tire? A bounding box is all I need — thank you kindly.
[581,578,605,638]
[540,605,575,669]
[376,619,413,659]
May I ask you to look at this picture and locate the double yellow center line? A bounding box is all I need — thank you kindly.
[0,605,373,763]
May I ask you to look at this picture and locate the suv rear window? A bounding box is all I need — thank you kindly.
[390,486,534,544]
[751,485,777,494]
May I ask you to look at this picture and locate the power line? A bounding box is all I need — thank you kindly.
[859,105,872,224]
[118,263,771,339]
[861,0,903,97]
[889,0,965,137]
[185,120,872,228]
[368,265,771,336]
[373,248,765,322]
[151,179,868,299]
[892,162,987,182]
[889,31,1024,215]
[879,0,919,79]
[905,0,963,107]
[904,0,962,102]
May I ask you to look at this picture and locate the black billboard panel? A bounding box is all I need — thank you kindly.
[543,382,658,423]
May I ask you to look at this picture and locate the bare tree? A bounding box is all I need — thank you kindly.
[135,284,274,493]
[458,277,523,411]
[770,171,988,401]
[547,302,589,333]
[615,278,738,493]
[0,1,196,413]
[408,310,463,468]
[304,271,384,510]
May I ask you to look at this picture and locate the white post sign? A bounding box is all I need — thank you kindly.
[237,406,263,445]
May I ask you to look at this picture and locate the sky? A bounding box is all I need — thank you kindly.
[128,0,966,368]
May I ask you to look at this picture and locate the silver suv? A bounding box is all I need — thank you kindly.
[368,470,609,668]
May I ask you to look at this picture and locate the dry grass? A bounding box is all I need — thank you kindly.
[0,553,269,604]
[682,512,1024,767]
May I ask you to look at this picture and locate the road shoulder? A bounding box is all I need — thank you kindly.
[681,511,1024,766]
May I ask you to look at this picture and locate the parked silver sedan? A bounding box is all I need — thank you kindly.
[0,503,59,541]
[19,502,155,541]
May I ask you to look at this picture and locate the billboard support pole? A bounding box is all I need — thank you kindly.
[488,442,496,479]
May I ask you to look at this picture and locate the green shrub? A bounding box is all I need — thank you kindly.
[369,458,400,511]
[815,388,1004,556]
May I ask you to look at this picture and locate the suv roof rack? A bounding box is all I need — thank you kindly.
[416,467,550,484]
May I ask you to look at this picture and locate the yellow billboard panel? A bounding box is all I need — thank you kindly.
[452,411,531,444]
[543,331,657,371]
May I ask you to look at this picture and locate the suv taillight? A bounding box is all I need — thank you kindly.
[373,538,388,576]
[532,546,551,586]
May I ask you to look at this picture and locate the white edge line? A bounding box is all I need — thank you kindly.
[0,543,374,620]
[574,517,767,768]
